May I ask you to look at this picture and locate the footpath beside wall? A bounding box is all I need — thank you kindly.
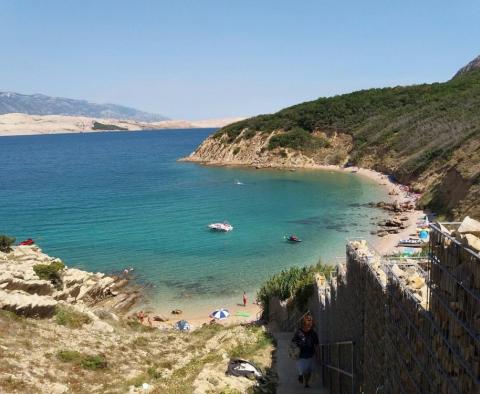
[313,222,480,394]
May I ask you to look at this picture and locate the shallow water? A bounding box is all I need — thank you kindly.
[0,129,388,313]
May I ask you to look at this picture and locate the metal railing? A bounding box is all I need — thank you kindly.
[320,340,354,394]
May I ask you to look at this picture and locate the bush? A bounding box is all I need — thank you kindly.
[57,350,107,370]
[55,306,91,329]
[279,149,288,158]
[257,261,334,320]
[57,350,82,362]
[33,261,65,285]
[268,127,330,152]
[0,235,15,253]
[81,355,107,370]
[232,147,241,156]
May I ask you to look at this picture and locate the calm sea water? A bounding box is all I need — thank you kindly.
[0,130,388,313]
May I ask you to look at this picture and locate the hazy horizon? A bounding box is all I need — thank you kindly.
[1,0,479,119]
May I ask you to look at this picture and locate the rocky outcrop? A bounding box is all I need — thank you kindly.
[0,244,139,318]
[453,55,480,78]
[0,289,57,317]
[181,130,352,168]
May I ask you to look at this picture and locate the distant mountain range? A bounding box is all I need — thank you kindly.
[0,91,168,122]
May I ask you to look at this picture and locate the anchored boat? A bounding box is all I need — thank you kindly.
[285,235,302,243]
[208,222,233,232]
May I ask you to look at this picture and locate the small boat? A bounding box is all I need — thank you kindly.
[208,222,233,232]
[285,235,302,243]
[397,238,423,247]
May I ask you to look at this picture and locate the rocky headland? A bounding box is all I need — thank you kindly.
[0,244,275,393]
[0,244,139,319]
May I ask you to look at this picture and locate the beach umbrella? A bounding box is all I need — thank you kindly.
[210,308,230,320]
[419,230,429,241]
[175,320,191,331]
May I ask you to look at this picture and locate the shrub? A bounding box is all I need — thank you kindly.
[55,306,91,329]
[268,127,330,152]
[57,350,107,370]
[243,129,256,139]
[33,261,65,285]
[0,235,15,253]
[57,350,82,362]
[232,147,241,156]
[279,149,288,158]
[257,261,334,320]
[81,354,107,370]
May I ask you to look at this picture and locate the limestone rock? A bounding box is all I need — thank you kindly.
[457,216,480,236]
[464,234,480,252]
[408,274,425,290]
[0,289,57,317]
[2,278,54,296]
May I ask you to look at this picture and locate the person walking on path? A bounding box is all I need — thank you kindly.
[242,291,247,307]
[291,314,319,388]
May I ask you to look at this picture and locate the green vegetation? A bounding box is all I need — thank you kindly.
[92,121,127,131]
[55,306,92,329]
[257,261,334,319]
[215,69,480,218]
[33,261,65,286]
[81,354,108,370]
[0,234,15,252]
[57,350,107,370]
[228,326,275,360]
[233,146,241,155]
[57,349,82,362]
[268,127,330,152]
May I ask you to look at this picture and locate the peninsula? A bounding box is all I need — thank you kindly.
[183,55,480,220]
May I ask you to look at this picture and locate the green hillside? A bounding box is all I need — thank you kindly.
[216,66,480,219]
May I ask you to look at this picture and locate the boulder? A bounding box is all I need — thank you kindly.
[457,216,480,236]
[407,274,425,290]
[113,293,139,311]
[391,265,406,279]
[0,290,57,318]
[62,268,92,288]
[463,234,480,253]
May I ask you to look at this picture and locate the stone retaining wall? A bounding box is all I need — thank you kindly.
[314,228,479,394]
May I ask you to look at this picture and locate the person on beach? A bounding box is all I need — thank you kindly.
[291,314,319,388]
[242,291,247,307]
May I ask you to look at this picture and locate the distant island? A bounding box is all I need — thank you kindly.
[184,55,480,220]
[0,113,245,136]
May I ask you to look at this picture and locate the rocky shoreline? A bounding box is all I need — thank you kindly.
[0,244,140,320]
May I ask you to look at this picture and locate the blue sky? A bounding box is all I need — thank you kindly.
[0,1,478,119]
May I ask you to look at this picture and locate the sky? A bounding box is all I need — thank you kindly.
[0,0,479,120]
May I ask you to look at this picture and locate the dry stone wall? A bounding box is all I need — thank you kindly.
[313,225,480,394]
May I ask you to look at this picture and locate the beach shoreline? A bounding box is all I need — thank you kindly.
[136,162,425,327]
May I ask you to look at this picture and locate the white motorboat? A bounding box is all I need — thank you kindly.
[208,222,233,232]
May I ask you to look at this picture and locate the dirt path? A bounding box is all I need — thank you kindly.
[273,331,329,394]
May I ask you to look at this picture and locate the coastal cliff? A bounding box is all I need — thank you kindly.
[183,56,480,220]
[182,129,352,168]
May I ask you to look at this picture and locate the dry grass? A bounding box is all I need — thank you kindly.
[0,309,276,393]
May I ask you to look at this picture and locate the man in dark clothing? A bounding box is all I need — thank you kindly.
[292,314,319,388]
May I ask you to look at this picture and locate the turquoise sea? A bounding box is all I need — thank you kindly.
[0,129,388,314]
